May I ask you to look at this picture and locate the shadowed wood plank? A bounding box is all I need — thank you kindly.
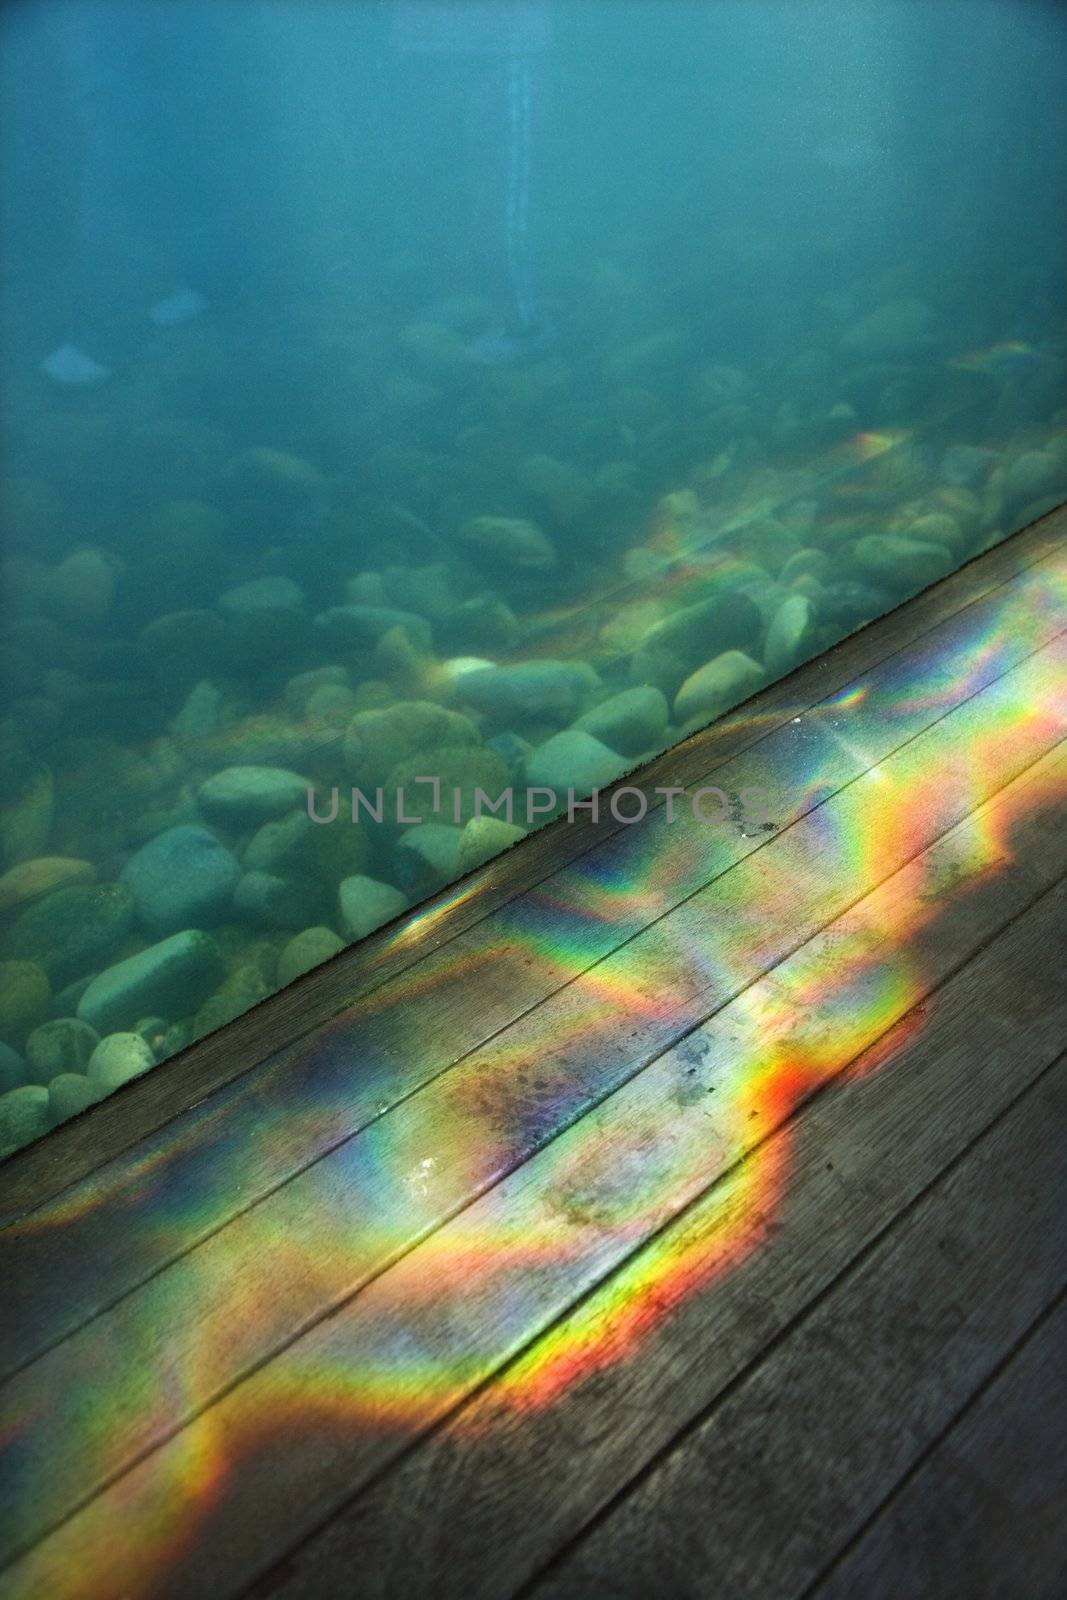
[810,1294,1067,1600]
[1,515,1062,1222]
[232,875,1067,1600]
[2,562,1064,1387]
[3,745,1063,1597]
[527,1067,1067,1600]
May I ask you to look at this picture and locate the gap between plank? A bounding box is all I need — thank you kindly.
[238,876,1067,1600]
[4,637,1063,1411]
[516,1048,1067,1600]
[794,1283,1067,1600]
[6,824,1064,1581]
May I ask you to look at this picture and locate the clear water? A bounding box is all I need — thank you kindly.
[1,0,1065,1155]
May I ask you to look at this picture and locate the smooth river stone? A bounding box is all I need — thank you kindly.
[197,766,311,827]
[0,766,54,868]
[674,650,765,725]
[88,1032,157,1093]
[904,513,965,557]
[121,824,240,935]
[276,927,346,988]
[0,856,96,913]
[233,870,331,931]
[0,960,51,1043]
[780,548,832,587]
[77,931,225,1035]
[139,609,228,675]
[43,548,115,625]
[457,515,558,571]
[243,806,370,884]
[393,824,464,896]
[169,680,225,742]
[517,455,592,526]
[25,1018,99,1082]
[217,576,305,613]
[381,561,458,620]
[840,297,933,357]
[342,701,478,789]
[524,730,629,802]
[221,446,326,500]
[1003,450,1063,508]
[573,686,669,759]
[455,816,528,875]
[817,580,893,628]
[639,590,762,670]
[48,1071,98,1124]
[436,595,519,653]
[0,1042,28,1094]
[313,605,432,651]
[763,594,817,678]
[0,1084,50,1150]
[939,444,997,488]
[454,661,598,724]
[284,666,349,717]
[304,684,356,726]
[338,876,408,942]
[5,883,136,987]
[384,746,512,829]
[851,534,953,592]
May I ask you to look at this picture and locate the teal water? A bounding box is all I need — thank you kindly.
[1,0,1065,1155]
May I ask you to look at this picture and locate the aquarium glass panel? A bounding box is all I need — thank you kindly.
[1,0,1065,1155]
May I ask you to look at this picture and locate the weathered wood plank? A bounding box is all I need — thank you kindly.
[2,514,1062,1221]
[810,1293,1067,1600]
[3,747,1063,1597]
[0,649,1062,1566]
[527,1069,1067,1600]
[2,557,1064,1392]
[231,878,1067,1600]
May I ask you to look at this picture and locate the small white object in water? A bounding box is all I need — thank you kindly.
[441,656,496,682]
[40,343,111,386]
[427,656,498,698]
[149,287,207,326]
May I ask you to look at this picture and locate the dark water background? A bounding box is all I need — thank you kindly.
[3,2,1065,385]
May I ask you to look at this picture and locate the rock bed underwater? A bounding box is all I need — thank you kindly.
[1,284,1066,1158]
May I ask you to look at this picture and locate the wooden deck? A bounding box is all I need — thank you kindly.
[1,511,1065,1600]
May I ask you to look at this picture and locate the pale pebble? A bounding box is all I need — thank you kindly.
[338,876,408,942]
[88,1033,156,1094]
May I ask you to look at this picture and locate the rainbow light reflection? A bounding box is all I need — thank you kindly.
[1,564,1065,1600]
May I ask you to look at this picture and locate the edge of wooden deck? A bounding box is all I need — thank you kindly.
[1,504,1064,1217]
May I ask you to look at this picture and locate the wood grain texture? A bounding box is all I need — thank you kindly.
[810,1293,1067,1600]
[1,511,1063,1220]
[2,518,1065,1600]
[1,654,1063,1564]
[529,1064,1067,1600]
[4,747,1064,1597]
[2,570,1064,1392]
[236,875,1067,1600]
